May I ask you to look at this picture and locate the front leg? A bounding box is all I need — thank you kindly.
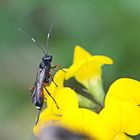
[51,64,66,72]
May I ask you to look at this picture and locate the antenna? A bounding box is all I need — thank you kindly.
[46,19,57,54]
[18,28,47,56]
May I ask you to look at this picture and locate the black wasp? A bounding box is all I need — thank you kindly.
[18,21,64,125]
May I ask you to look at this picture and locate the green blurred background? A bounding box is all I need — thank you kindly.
[0,0,140,140]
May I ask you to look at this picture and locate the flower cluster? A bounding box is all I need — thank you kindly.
[33,45,140,140]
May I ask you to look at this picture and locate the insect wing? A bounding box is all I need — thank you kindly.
[32,68,46,110]
[31,69,39,99]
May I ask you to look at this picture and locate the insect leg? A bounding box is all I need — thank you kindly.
[43,84,59,109]
[51,64,66,72]
[50,74,58,87]
[44,97,47,101]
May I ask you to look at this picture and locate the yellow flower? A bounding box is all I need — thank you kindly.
[66,45,113,105]
[33,69,78,135]
[60,78,140,140]
[100,78,140,140]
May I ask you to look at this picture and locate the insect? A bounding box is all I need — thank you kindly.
[18,21,64,125]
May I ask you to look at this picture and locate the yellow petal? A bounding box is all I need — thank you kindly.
[105,78,140,105]
[66,61,101,84]
[89,55,113,65]
[61,108,110,140]
[73,45,91,64]
[113,133,133,140]
[66,55,113,81]
[46,87,79,115]
[122,103,140,135]
[73,56,112,88]
[73,46,113,65]
[49,69,67,92]
[100,101,140,138]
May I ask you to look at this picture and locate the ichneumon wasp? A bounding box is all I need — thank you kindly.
[18,21,64,125]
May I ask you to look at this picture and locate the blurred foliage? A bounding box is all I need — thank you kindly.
[0,0,140,139]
